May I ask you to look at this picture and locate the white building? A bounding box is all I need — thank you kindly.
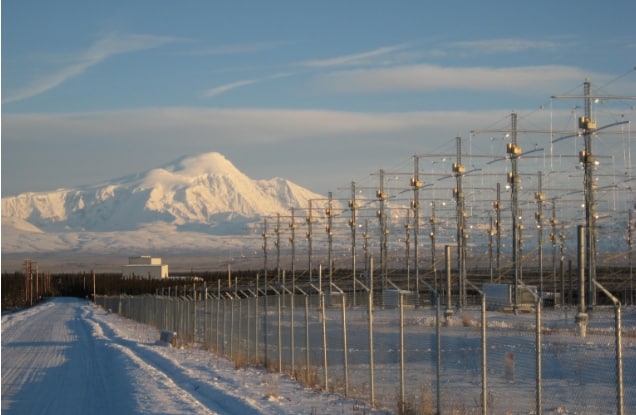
[122,256,169,279]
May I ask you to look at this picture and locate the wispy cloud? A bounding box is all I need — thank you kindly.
[1,106,607,196]
[297,44,411,68]
[202,72,292,98]
[312,64,596,94]
[2,33,182,104]
[448,38,559,54]
[184,41,291,56]
[203,79,259,97]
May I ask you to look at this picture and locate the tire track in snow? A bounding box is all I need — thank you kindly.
[84,305,273,414]
[1,298,136,414]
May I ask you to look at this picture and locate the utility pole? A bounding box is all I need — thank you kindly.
[494,183,502,281]
[582,81,597,309]
[262,218,269,284]
[275,213,281,284]
[411,156,423,304]
[306,201,313,283]
[363,219,370,276]
[452,136,467,309]
[430,201,438,291]
[535,171,546,296]
[488,213,495,282]
[404,209,411,291]
[507,113,522,313]
[629,208,634,306]
[551,80,634,310]
[376,170,388,289]
[326,191,334,292]
[289,207,296,292]
[550,200,559,302]
[349,182,358,303]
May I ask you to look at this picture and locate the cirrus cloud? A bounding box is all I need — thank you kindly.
[311,64,600,94]
[2,33,183,104]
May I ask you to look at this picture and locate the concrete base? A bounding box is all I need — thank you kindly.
[575,312,589,337]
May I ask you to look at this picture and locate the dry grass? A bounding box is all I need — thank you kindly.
[233,352,248,369]
[296,360,322,391]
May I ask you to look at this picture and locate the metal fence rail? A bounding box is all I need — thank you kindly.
[95,281,634,415]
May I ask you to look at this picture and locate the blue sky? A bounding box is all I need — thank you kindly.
[2,0,635,198]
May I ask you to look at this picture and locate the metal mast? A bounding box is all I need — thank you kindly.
[535,171,545,296]
[551,80,635,309]
[411,156,423,303]
[326,191,334,291]
[363,219,370,275]
[404,209,411,290]
[306,200,313,283]
[376,169,388,289]
[495,183,502,281]
[430,201,438,291]
[488,213,495,282]
[550,200,559,301]
[507,113,522,313]
[289,207,296,291]
[262,218,268,282]
[581,80,597,308]
[452,136,467,308]
[349,182,358,302]
[629,208,634,306]
[275,213,281,284]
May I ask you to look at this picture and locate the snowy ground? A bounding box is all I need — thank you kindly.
[1,298,384,414]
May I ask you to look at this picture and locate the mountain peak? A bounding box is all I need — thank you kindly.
[165,152,242,177]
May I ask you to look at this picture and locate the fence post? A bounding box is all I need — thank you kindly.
[465,278,489,415]
[519,280,542,415]
[290,291,295,379]
[436,293,441,415]
[246,291,252,364]
[305,292,310,383]
[321,288,328,391]
[203,282,208,347]
[277,288,282,373]
[482,294,488,415]
[332,282,349,398]
[399,291,405,414]
[230,293,235,361]
[193,282,197,343]
[222,296,227,357]
[368,257,375,407]
[536,295,542,415]
[216,280,221,353]
[592,279,624,415]
[264,281,269,369]
[445,245,453,318]
[616,304,624,415]
[283,284,296,380]
[342,292,349,397]
[255,273,260,365]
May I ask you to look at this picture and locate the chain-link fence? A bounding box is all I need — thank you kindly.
[96,278,634,415]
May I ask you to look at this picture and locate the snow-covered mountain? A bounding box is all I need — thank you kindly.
[1,152,326,261]
[3,152,323,231]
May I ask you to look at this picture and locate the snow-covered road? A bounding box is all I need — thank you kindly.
[2,298,378,414]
